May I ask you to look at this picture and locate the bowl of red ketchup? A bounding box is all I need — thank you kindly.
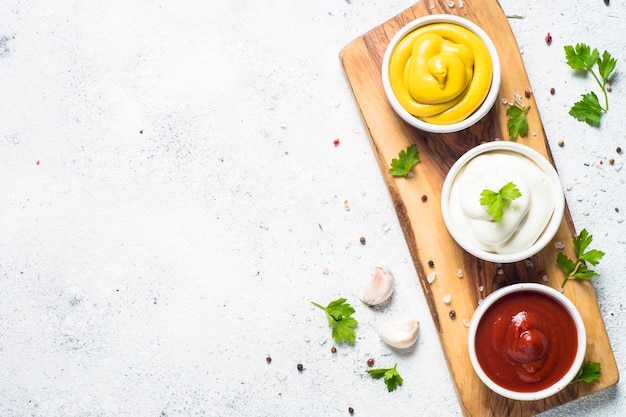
[467,283,586,401]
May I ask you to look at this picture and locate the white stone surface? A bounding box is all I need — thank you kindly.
[0,0,624,416]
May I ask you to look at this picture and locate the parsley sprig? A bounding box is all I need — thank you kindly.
[311,298,358,344]
[366,363,404,392]
[506,103,530,138]
[556,228,605,288]
[479,182,522,222]
[572,361,601,384]
[564,43,617,126]
[389,144,420,178]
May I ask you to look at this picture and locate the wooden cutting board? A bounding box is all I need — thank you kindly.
[339,1,619,416]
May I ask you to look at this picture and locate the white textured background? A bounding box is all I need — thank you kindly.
[0,0,624,416]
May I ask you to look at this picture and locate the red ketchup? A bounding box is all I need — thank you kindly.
[475,291,578,392]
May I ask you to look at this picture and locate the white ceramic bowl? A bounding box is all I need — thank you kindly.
[467,283,587,401]
[440,141,565,263]
[381,14,501,133]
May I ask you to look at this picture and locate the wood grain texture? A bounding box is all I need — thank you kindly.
[339,1,619,416]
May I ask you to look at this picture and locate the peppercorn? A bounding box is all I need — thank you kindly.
[606,83,612,92]
[609,158,615,165]
[615,207,620,213]
[421,194,428,202]
[331,346,337,354]
[266,356,272,364]
[558,139,564,147]
[449,310,456,319]
[545,32,552,45]
[367,358,375,367]
[359,236,366,245]
[617,147,622,154]
[550,87,555,95]
[297,363,304,371]
[348,407,354,415]
[524,88,532,98]
[428,260,434,268]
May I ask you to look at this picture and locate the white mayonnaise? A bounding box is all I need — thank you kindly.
[448,150,556,254]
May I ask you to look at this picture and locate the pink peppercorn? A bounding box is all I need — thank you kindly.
[545,32,552,45]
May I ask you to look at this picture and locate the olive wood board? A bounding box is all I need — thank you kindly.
[339,1,619,416]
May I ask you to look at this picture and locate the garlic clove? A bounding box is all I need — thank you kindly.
[360,266,394,306]
[378,319,420,349]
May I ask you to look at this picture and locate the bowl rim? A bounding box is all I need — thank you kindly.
[467,283,587,401]
[440,141,565,263]
[381,14,502,133]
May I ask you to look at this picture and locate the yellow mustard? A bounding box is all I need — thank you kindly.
[389,23,493,125]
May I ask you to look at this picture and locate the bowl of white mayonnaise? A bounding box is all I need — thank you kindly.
[440,141,565,263]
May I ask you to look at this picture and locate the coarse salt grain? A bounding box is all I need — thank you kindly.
[462,319,471,327]
[456,269,463,278]
[542,274,548,282]
[478,285,484,292]
[427,271,436,284]
[554,241,565,250]
[443,294,452,304]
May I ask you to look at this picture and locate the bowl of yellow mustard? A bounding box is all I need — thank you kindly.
[381,15,501,133]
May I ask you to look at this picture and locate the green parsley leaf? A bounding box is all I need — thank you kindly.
[389,144,420,178]
[564,43,598,70]
[556,252,576,276]
[479,182,522,222]
[598,50,617,81]
[366,363,404,392]
[573,228,593,257]
[557,228,605,288]
[572,361,601,384]
[564,43,617,126]
[506,103,530,138]
[569,92,603,126]
[311,298,358,344]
